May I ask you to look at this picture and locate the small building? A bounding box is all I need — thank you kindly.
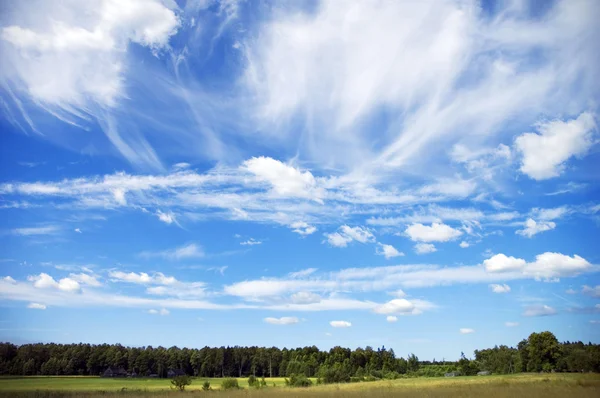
[102,367,128,378]
[167,369,186,378]
[477,371,491,376]
[444,371,460,377]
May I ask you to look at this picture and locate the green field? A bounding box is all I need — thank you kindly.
[0,373,599,397]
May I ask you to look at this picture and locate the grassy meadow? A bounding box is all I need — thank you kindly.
[1,373,599,397]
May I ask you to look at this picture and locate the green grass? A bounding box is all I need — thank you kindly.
[0,373,599,397]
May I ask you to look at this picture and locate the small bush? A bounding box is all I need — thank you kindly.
[364,375,379,382]
[260,376,267,387]
[385,371,401,380]
[350,376,363,383]
[221,378,240,390]
[170,375,192,391]
[286,373,313,387]
[202,381,211,391]
[248,375,258,387]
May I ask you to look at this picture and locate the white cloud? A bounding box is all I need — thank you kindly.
[3,276,16,284]
[516,218,556,238]
[12,225,60,236]
[330,320,351,328]
[531,207,571,221]
[405,223,462,242]
[290,291,321,304]
[524,252,591,280]
[147,308,170,316]
[459,241,470,248]
[582,285,600,298]
[515,112,597,180]
[505,322,519,327]
[0,0,180,169]
[69,273,101,287]
[565,288,577,295]
[288,268,318,279]
[240,238,262,246]
[386,316,398,323]
[483,254,526,273]
[523,304,557,317]
[264,316,299,325]
[27,273,81,292]
[109,271,177,285]
[156,210,176,224]
[374,298,434,315]
[489,284,511,293]
[139,243,204,260]
[325,225,375,248]
[290,221,317,236]
[389,289,406,298]
[74,228,82,233]
[27,302,46,310]
[243,157,325,202]
[460,328,475,334]
[376,243,404,259]
[414,243,437,254]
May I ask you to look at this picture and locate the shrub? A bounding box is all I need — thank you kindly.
[248,375,258,387]
[202,381,211,391]
[319,366,351,384]
[260,376,267,387]
[385,371,401,380]
[286,373,313,387]
[364,375,378,382]
[350,376,363,383]
[170,375,192,391]
[221,378,240,390]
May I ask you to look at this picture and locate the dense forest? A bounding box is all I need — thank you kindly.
[1,332,598,381]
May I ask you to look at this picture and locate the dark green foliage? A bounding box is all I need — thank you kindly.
[285,373,313,387]
[170,375,191,391]
[260,376,267,387]
[0,331,598,380]
[220,378,239,390]
[247,375,258,387]
[201,381,211,391]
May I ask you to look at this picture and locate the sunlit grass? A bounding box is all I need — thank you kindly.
[0,373,599,397]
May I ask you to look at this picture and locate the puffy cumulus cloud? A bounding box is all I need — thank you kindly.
[264,316,299,325]
[515,112,597,180]
[582,285,600,298]
[27,302,46,310]
[374,298,434,316]
[516,219,556,238]
[330,320,351,328]
[376,243,404,259]
[524,252,591,280]
[460,328,475,334]
[386,316,398,323]
[290,222,317,236]
[505,322,519,327]
[414,243,437,255]
[484,252,590,280]
[109,271,177,285]
[3,276,16,284]
[139,243,204,260]
[325,225,375,248]
[243,157,325,203]
[27,273,81,292]
[290,291,321,305]
[484,254,526,273]
[459,241,470,248]
[489,284,511,293]
[405,223,462,242]
[523,304,557,317]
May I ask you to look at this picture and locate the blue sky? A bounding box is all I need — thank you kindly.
[0,0,599,360]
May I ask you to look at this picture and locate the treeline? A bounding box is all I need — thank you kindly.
[0,331,598,379]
